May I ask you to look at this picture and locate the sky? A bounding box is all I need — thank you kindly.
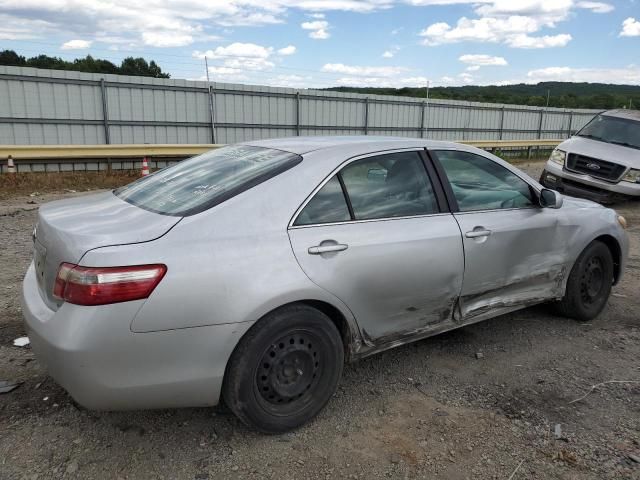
[0,0,639,88]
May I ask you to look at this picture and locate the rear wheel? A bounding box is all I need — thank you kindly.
[554,240,613,321]
[223,304,344,433]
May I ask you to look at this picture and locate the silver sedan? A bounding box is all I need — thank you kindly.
[22,137,629,433]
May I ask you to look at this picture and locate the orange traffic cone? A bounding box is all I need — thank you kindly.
[141,157,150,177]
[6,155,16,174]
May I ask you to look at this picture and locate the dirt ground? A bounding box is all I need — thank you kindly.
[1,160,639,480]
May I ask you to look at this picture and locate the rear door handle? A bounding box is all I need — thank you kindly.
[465,229,492,239]
[308,244,349,255]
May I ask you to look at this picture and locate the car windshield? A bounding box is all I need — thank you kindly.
[577,114,640,150]
[114,145,301,216]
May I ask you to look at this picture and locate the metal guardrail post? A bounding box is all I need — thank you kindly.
[420,102,426,138]
[208,86,216,144]
[99,79,110,145]
[364,97,369,135]
[296,92,301,136]
[537,109,544,139]
[531,108,545,158]
[499,106,505,140]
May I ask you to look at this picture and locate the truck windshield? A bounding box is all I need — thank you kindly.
[114,145,301,216]
[577,114,640,150]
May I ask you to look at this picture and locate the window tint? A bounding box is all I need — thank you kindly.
[294,176,351,226]
[115,145,301,216]
[340,152,439,220]
[434,150,535,212]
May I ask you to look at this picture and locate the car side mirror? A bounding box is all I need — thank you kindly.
[539,188,563,209]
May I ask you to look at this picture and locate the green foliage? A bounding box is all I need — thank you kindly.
[327,82,640,110]
[0,50,170,78]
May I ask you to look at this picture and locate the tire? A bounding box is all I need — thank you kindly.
[222,304,344,433]
[539,171,547,186]
[553,240,613,321]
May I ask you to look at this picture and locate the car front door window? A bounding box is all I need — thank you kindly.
[434,150,535,212]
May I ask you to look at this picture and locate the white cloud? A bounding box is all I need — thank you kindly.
[61,39,92,50]
[310,28,330,39]
[458,72,474,83]
[193,42,278,77]
[416,0,613,49]
[459,54,507,66]
[507,33,572,48]
[194,43,273,60]
[277,45,297,55]
[382,50,394,58]
[0,13,57,40]
[620,17,640,37]
[301,20,330,39]
[526,66,640,84]
[334,76,430,88]
[420,16,572,48]
[142,32,193,47]
[0,0,616,52]
[437,72,476,86]
[322,63,408,77]
[466,65,480,71]
[576,2,614,14]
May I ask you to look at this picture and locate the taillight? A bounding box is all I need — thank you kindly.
[53,263,167,306]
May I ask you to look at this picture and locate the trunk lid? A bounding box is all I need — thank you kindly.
[33,191,180,310]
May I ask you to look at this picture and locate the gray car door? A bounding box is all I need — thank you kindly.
[431,149,570,321]
[287,150,464,344]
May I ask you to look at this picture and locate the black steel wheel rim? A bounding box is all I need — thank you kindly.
[580,255,604,305]
[255,331,322,413]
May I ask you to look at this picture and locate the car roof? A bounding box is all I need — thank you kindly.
[241,136,462,155]
[601,109,640,122]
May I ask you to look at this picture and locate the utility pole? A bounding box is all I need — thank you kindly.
[545,89,550,108]
[204,56,210,82]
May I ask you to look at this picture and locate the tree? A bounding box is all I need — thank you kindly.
[120,57,170,78]
[0,50,26,66]
[0,50,170,78]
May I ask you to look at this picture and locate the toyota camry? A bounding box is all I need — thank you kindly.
[22,136,629,433]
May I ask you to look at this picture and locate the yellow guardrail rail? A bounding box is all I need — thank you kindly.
[0,144,223,160]
[0,139,560,162]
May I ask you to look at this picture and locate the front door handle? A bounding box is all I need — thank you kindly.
[465,228,492,239]
[308,244,349,255]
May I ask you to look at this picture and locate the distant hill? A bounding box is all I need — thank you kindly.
[326,82,640,110]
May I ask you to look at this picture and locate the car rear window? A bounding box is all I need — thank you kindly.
[114,145,301,216]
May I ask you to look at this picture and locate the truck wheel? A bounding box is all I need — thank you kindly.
[553,240,613,322]
[223,304,344,433]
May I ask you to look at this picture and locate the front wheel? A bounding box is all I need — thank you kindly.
[223,304,344,433]
[553,240,613,321]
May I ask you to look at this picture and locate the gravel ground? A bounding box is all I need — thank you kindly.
[1,161,639,480]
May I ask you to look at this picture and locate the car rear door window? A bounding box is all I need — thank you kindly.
[433,150,535,212]
[340,152,438,220]
[294,176,351,226]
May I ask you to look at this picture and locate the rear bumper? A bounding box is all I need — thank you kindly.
[21,263,251,411]
[542,161,640,203]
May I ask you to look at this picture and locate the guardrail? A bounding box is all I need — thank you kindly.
[0,140,560,173]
